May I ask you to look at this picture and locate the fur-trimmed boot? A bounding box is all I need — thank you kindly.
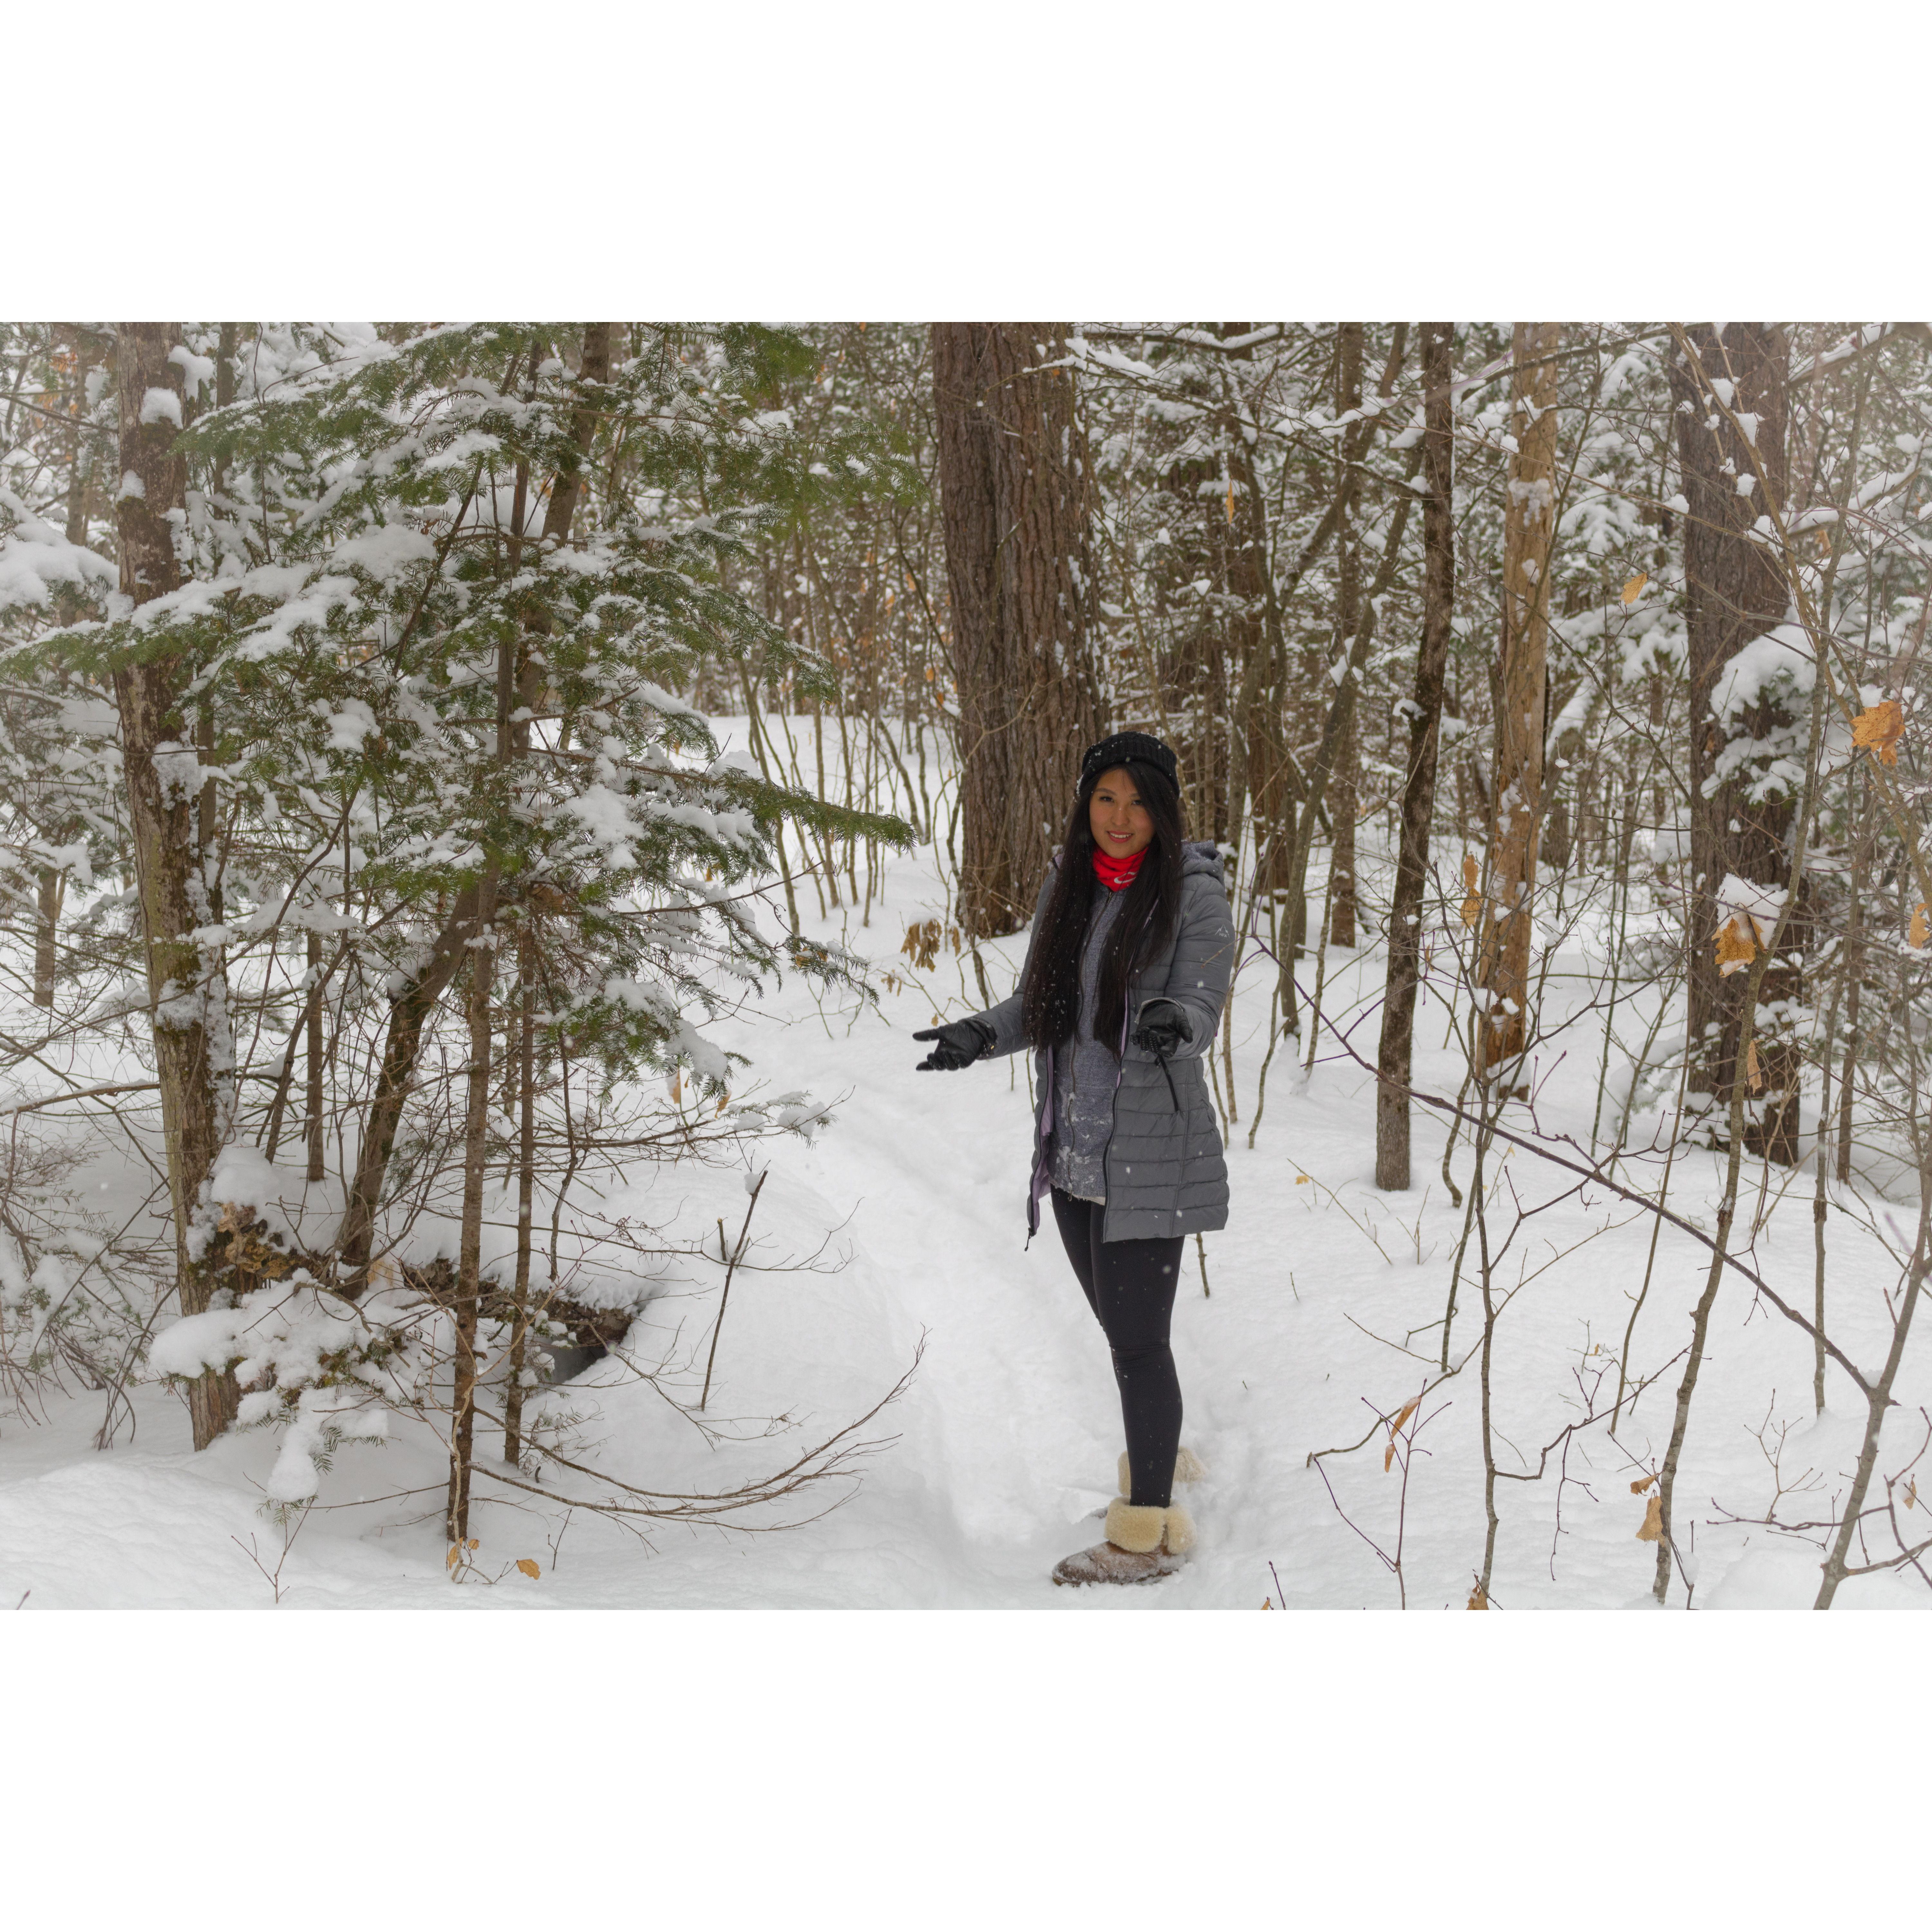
[1117,1445,1207,1495]
[1051,1500,1194,1587]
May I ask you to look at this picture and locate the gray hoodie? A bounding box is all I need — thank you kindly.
[966,841,1236,1244]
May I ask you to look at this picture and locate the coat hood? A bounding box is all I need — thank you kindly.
[1180,840,1226,883]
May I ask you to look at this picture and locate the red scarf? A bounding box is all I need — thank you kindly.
[1092,847,1147,893]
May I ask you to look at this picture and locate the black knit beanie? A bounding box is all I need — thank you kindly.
[1079,730,1179,791]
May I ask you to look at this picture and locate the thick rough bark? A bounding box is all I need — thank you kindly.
[1375,324,1455,1192]
[111,321,239,1448]
[1477,322,1561,1071]
[932,324,1101,938]
[1672,324,1801,1158]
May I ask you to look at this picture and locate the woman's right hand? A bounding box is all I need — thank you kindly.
[912,1018,993,1071]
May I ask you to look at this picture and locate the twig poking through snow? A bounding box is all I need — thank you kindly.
[700,1167,769,1411]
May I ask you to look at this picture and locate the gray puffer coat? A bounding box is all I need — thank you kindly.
[967,841,1236,1244]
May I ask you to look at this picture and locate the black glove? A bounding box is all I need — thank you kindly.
[913,1018,994,1071]
[1131,1000,1192,1058]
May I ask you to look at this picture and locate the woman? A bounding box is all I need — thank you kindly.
[913,731,1234,1586]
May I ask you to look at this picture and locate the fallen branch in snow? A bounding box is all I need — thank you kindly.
[467,1338,924,1534]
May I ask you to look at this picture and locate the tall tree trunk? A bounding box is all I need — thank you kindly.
[35,329,99,1007]
[1230,436,1298,910]
[1476,322,1561,1074]
[336,890,479,1285]
[447,911,495,1549]
[503,922,538,1469]
[932,324,1101,939]
[32,868,62,1009]
[1326,711,1358,947]
[1326,326,1365,949]
[111,321,239,1448]
[304,930,325,1183]
[1374,324,1456,1192]
[1672,323,1800,1160]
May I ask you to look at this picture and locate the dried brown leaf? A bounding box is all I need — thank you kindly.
[1382,1397,1422,1472]
[1715,915,1758,976]
[1747,1038,1763,1093]
[1911,904,1929,951]
[1467,1582,1490,1610]
[516,1558,541,1579]
[1621,572,1648,606]
[1851,698,1905,765]
[1630,1472,1659,1494]
[1636,1494,1665,1541]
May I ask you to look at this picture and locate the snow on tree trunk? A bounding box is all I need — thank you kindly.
[1672,322,1802,1160]
[1477,321,1561,1074]
[1375,324,1456,1193]
[1327,325,1366,950]
[110,320,239,1449]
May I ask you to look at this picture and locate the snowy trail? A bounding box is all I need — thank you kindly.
[3,813,1927,1610]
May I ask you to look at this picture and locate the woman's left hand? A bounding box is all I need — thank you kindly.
[1131,1000,1192,1058]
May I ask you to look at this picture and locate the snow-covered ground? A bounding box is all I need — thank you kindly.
[3,738,1925,1612]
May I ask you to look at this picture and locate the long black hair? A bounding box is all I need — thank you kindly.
[1021,754,1187,1053]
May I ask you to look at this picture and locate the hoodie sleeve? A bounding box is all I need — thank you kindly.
[1127,868,1236,1062]
[960,865,1056,1059]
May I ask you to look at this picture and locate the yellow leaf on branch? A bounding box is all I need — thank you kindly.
[1382,1397,1421,1471]
[1630,1472,1658,1494]
[1460,852,1482,927]
[1715,915,1758,976]
[1851,698,1905,765]
[1636,1494,1665,1541]
[1467,1581,1490,1610]
[1911,904,1929,950]
[1621,572,1648,606]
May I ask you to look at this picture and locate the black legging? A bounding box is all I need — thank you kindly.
[1050,1188,1184,1510]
